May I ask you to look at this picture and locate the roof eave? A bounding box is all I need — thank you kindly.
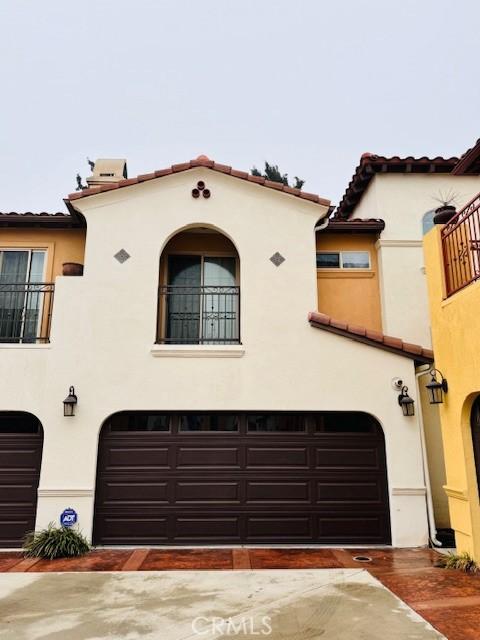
[308,312,434,365]
[65,158,331,211]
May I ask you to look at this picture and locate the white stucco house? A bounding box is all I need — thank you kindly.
[0,155,439,548]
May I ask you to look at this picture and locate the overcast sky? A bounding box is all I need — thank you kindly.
[0,0,479,212]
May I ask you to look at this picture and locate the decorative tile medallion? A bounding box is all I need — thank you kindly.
[270,251,285,267]
[114,249,131,264]
[192,181,211,199]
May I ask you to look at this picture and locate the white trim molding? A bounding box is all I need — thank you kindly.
[151,345,245,358]
[443,485,469,502]
[37,488,94,498]
[0,344,51,350]
[391,487,427,496]
[375,239,423,249]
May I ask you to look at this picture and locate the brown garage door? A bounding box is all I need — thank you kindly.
[93,412,390,545]
[0,412,43,547]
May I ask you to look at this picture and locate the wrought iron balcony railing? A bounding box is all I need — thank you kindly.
[0,283,55,343]
[157,285,240,344]
[442,194,480,296]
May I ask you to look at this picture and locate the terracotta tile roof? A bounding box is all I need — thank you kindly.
[308,311,434,364]
[0,211,82,228]
[335,153,458,219]
[320,218,385,233]
[66,155,330,208]
[452,138,480,175]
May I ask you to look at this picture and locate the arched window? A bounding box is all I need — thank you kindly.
[471,396,480,495]
[157,227,240,344]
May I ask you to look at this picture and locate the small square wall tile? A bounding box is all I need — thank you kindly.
[114,249,130,264]
[270,251,285,267]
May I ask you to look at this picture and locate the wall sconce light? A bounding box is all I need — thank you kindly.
[63,386,77,417]
[426,369,448,405]
[398,386,415,416]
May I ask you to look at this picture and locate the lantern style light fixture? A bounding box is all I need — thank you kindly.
[63,386,78,417]
[426,369,448,405]
[398,386,415,416]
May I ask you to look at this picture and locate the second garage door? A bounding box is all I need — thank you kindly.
[93,411,390,545]
[0,412,43,547]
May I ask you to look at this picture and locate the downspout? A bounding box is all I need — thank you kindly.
[415,363,442,547]
[314,217,330,232]
[314,205,335,232]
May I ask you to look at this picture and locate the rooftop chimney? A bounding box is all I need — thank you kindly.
[86,159,127,187]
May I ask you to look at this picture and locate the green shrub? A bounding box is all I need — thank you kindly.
[23,523,91,560]
[436,551,478,574]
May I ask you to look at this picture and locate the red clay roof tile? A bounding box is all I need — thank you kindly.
[330,318,348,331]
[0,211,81,228]
[335,154,458,219]
[66,156,330,208]
[308,310,433,364]
[383,335,404,349]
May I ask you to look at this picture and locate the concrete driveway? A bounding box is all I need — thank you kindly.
[0,568,444,639]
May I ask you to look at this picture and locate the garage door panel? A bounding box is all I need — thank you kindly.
[316,477,385,504]
[97,478,170,505]
[102,446,170,470]
[0,514,36,547]
[247,516,312,540]
[246,447,308,468]
[0,475,39,506]
[317,514,389,543]
[174,516,240,540]
[176,447,240,468]
[246,481,310,503]
[97,515,169,544]
[176,481,240,503]
[0,447,42,471]
[315,446,380,469]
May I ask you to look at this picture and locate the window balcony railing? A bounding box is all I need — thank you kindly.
[0,283,55,343]
[442,194,480,296]
[157,285,240,344]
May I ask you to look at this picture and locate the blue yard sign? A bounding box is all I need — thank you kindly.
[60,507,78,528]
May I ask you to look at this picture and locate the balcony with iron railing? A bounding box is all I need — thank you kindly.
[441,193,480,297]
[0,283,55,343]
[157,285,240,344]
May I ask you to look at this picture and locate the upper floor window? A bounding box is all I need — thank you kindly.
[157,228,240,345]
[0,249,54,344]
[316,250,370,269]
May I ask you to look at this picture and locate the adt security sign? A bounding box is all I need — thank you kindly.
[60,508,78,528]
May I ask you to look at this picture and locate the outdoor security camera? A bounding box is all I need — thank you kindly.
[391,377,404,390]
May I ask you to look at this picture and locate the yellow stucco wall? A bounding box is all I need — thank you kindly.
[0,228,86,280]
[315,233,382,331]
[424,226,480,557]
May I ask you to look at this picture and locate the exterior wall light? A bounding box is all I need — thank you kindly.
[426,369,448,405]
[63,386,78,417]
[398,386,415,416]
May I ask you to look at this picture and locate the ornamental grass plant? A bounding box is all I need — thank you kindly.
[436,551,478,574]
[23,523,91,560]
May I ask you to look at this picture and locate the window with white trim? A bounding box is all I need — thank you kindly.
[316,251,370,269]
[0,249,48,343]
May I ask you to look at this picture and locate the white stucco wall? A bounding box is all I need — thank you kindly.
[0,168,430,547]
[353,174,480,347]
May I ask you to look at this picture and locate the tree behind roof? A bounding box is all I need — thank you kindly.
[251,162,305,190]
